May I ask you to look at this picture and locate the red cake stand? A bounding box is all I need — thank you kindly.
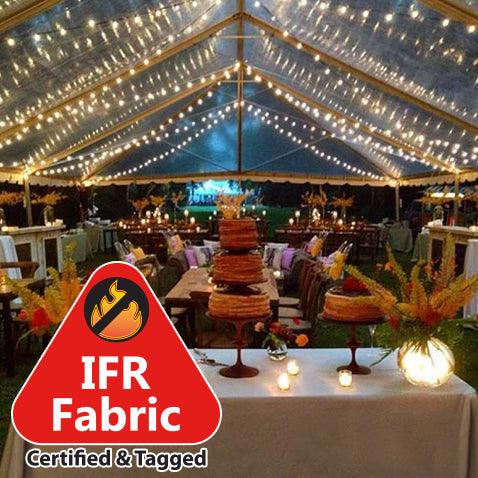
[207,310,270,378]
[323,315,384,375]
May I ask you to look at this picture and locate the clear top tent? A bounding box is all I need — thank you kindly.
[0,0,478,188]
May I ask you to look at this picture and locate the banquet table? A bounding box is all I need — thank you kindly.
[164,267,280,320]
[1,348,476,478]
[412,230,430,262]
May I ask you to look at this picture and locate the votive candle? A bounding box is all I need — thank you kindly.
[278,373,290,391]
[338,369,353,387]
[287,360,299,376]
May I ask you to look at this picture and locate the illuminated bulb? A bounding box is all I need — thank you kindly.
[88,19,96,28]
[6,38,15,46]
[442,18,450,27]
[362,10,369,18]
[468,25,476,33]
[385,13,393,22]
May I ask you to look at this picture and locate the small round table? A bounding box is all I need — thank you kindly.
[323,315,385,375]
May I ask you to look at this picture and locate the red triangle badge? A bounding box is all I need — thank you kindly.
[12,262,221,445]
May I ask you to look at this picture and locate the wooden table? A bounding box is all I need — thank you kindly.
[1,278,45,377]
[164,267,280,333]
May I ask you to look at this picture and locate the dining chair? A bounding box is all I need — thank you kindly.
[278,258,315,308]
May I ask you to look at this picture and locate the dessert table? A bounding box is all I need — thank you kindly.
[1,348,476,478]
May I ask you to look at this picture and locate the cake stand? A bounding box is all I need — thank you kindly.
[323,315,385,375]
[207,311,269,378]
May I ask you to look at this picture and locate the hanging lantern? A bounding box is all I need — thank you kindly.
[397,338,455,388]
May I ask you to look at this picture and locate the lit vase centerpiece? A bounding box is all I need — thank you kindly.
[397,338,455,388]
[342,235,478,387]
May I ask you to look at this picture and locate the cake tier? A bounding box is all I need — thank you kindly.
[213,253,264,285]
[208,289,270,320]
[219,219,258,250]
[323,288,382,322]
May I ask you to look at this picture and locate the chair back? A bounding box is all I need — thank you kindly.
[298,260,318,309]
[0,236,21,279]
[114,241,129,260]
[303,273,327,325]
[124,239,134,252]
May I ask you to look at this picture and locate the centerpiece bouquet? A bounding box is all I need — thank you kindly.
[33,191,66,224]
[130,198,150,218]
[10,248,82,340]
[215,193,248,219]
[342,235,478,386]
[302,187,328,224]
[331,195,354,221]
[0,190,23,225]
[255,318,309,361]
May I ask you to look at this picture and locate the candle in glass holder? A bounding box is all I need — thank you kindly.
[208,216,212,220]
[289,218,294,226]
[262,210,266,216]
[141,218,146,226]
[196,226,200,233]
[164,213,170,223]
[213,210,217,216]
[278,373,290,391]
[338,369,353,387]
[146,210,151,219]
[119,221,123,228]
[287,360,299,376]
[252,205,256,211]
[337,219,344,227]
[295,210,300,218]
[184,209,189,218]
[147,227,151,234]
[332,211,338,221]
[190,217,196,225]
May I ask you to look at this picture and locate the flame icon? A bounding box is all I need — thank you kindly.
[90,280,142,341]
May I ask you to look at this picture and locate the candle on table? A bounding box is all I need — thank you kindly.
[337,219,344,227]
[289,218,294,226]
[252,205,256,211]
[196,226,200,233]
[338,369,353,387]
[146,210,151,219]
[184,209,189,218]
[209,216,212,220]
[147,227,151,234]
[287,360,299,376]
[278,373,290,391]
[262,210,266,216]
[141,218,146,226]
[332,211,338,221]
[213,210,217,216]
[190,217,196,225]
[164,213,170,223]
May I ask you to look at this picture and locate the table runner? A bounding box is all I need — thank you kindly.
[1,348,476,478]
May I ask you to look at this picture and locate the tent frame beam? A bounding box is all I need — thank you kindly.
[244,13,478,137]
[30,69,232,175]
[418,0,478,27]
[0,0,62,34]
[236,0,245,174]
[248,66,457,174]
[0,14,238,146]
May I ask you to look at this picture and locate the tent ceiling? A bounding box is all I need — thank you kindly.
[0,0,476,187]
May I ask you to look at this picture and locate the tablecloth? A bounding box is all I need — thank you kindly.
[388,227,413,252]
[61,232,88,263]
[1,349,476,478]
[412,231,430,262]
[464,239,478,319]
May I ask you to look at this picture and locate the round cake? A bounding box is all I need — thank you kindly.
[219,219,258,250]
[213,253,264,285]
[323,287,382,322]
[209,289,270,320]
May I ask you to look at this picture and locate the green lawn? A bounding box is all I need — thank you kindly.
[1,249,477,455]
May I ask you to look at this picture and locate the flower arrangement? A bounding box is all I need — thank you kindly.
[302,188,328,209]
[0,191,23,206]
[215,193,247,220]
[149,195,165,209]
[130,198,150,214]
[344,236,478,352]
[32,191,66,206]
[170,191,186,208]
[331,195,354,209]
[10,247,82,338]
[254,318,309,349]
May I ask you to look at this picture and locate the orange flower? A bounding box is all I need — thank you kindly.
[295,334,309,347]
[384,262,393,272]
[254,321,265,333]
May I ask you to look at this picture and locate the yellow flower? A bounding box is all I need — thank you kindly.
[329,252,346,280]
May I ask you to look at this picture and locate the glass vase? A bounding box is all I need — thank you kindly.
[267,341,288,361]
[43,205,55,226]
[397,337,454,388]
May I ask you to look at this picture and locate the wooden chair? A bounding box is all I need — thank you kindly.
[0,261,39,279]
[279,258,315,307]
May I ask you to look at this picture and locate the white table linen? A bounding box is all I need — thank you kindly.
[1,349,476,478]
[464,239,478,319]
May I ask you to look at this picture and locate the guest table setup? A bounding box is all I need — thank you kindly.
[1,348,476,478]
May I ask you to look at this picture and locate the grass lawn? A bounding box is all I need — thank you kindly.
[1,249,477,455]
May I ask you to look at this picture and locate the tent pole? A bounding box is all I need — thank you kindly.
[23,175,33,227]
[454,175,460,225]
[395,182,400,222]
[236,0,244,176]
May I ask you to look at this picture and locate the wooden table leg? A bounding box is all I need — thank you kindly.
[2,299,14,377]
